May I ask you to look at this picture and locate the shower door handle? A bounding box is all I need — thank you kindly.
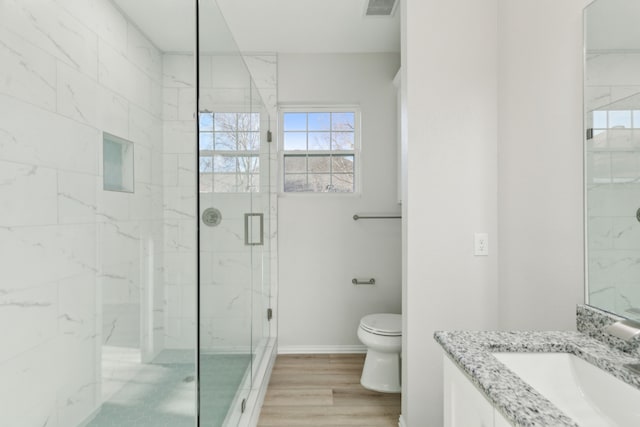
[244,213,264,246]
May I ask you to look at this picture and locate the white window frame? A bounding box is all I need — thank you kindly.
[279,106,361,195]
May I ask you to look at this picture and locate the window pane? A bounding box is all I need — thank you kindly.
[237,174,251,192]
[308,173,332,192]
[214,174,237,193]
[237,113,253,131]
[238,156,259,173]
[237,173,260,192]
[609,110,631,129]
[214,113,237,131]
[284,132,307,150]
[332,155,354,173]
[199,133,214,150]
[250,174,260,190]
[213,155,236,173]
[332,132,354,150]
[215,132,236,150]
[284,174,308,192]
[332,112,355,131]
[250,113,260,131]
[332,173,354,192]
[309,156,330,173]
[634,111,640,129]
[308,132,331,150]
[281,110,357,193]
[199,157,213,173]
[308,113,330,131]
[284,156,306,173]
[198,111,264,194]
[238,132,260,151]
[199,113,214,131]
[593,110,607,128]
[284,112,307,131]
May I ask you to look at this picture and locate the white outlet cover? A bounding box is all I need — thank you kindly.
[474,233,489,256]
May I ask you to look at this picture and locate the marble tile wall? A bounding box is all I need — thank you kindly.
[0,0,165,425]
[0,3,278,424]
[585,53,640,319]
[162,54,198,350]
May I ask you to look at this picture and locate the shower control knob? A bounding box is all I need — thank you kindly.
[202,207,222,227]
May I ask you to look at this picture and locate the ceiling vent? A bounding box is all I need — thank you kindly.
[365,0,397,16]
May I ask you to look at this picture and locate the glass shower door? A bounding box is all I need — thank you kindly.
[250,82,272,386]
[197,1,267,424]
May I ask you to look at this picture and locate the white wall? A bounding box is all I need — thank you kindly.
[402,0,589,424]
[277,53,402,351]
[497,0,588,331]
[0,0,164,425]
[402,0,500,425]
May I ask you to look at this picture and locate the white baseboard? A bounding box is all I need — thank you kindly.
[398,414,408,427]
[277,344,367,354]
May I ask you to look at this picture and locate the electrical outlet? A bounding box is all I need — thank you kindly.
[474,233,489,256]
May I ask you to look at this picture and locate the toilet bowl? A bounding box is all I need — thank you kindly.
[357,313,402,393]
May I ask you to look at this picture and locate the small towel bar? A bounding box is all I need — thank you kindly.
[352,278,375,285]
[353,214,401,221]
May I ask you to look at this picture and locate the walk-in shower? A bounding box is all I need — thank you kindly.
[0,0,277,425]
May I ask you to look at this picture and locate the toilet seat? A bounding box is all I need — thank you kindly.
[359,313,401,337]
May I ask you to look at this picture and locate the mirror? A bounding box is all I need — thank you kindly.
[585,0,640,320]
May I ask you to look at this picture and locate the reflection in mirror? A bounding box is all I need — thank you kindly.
[585,0,640,320]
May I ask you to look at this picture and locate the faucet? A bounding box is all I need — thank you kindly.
[605,319,640,375]
[605,319,640,341]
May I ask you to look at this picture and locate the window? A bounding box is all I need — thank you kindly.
[281,109,358,193]
[198,112,260,193]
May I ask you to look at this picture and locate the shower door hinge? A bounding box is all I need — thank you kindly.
[267,130,272,143]
[586,128,594,140]
[241,398,247,413]
[267,308,273,321]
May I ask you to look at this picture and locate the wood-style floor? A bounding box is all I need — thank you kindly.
[257,354,401,426]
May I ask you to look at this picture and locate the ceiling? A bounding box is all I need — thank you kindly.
[111,0,194,53]
[112,0,400,54]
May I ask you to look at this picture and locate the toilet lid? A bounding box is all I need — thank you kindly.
[359,313,402,336]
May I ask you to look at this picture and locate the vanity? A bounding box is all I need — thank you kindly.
[435,305,640,426]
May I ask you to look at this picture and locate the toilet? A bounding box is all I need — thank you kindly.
[357,313,402,393]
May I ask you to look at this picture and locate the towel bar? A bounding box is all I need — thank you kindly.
[352,278,375,285]
[353,214,401,221]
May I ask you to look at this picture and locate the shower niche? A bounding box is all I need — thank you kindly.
[103,133,134,193]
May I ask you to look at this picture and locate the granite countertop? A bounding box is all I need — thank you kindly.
[434,329,640,427]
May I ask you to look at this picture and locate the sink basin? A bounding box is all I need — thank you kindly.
[493,352,640,427]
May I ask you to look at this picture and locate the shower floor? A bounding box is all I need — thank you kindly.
[88,350,251,427]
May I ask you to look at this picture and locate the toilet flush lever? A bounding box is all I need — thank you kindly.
[352,278,375,285]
